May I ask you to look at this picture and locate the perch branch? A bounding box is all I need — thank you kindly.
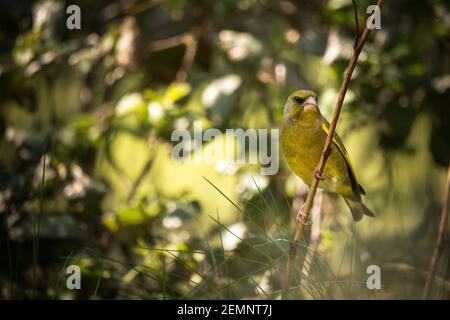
[351,0,360,49]
[299,190,323,294]
[423,162,450,299]
[281,0,385,299]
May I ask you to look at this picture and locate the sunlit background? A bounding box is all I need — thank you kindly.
[1,0,449,299]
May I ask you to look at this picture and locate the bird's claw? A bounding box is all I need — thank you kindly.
[313,168,324,180]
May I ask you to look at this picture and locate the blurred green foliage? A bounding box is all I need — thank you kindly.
[0,0,449,299]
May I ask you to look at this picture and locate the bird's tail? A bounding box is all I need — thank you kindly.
[343,197,376,222]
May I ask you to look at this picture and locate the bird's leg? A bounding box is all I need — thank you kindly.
[313,168,324,180]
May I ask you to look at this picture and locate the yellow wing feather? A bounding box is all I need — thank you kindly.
[321,120,366,196]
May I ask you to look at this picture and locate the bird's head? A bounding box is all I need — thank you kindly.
[284,90,319,119]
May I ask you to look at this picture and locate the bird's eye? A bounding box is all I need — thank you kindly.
[293,96,305,104]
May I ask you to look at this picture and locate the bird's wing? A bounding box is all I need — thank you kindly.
[321,119,366,196]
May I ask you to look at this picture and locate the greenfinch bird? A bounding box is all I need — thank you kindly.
[281,90,375,221]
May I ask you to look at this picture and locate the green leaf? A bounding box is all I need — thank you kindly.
[117,207,147,226]
[115,93,146,116]
[164,82,191,103]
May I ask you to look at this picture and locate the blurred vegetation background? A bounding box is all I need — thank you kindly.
[0,0,449,299]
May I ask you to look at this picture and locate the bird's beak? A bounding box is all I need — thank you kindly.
[303,96,318,111]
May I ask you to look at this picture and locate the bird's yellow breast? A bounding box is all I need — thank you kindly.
[280,114,353,197]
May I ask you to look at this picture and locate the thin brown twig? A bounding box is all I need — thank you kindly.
[384,262,450,292]
[127,156,155,204]
[176,32,199,82]
[148,33,192,52]
[299,190,323,295]
[127,136,158,204]
[148,31,199,82]
[281,0,385,299]
[423,162,450,299]
[351,0,360,49]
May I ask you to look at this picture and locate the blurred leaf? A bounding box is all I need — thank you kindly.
[117,206,147,226]
[202,74,242,125]
[115,93,146,116]
[164,82,192,103]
